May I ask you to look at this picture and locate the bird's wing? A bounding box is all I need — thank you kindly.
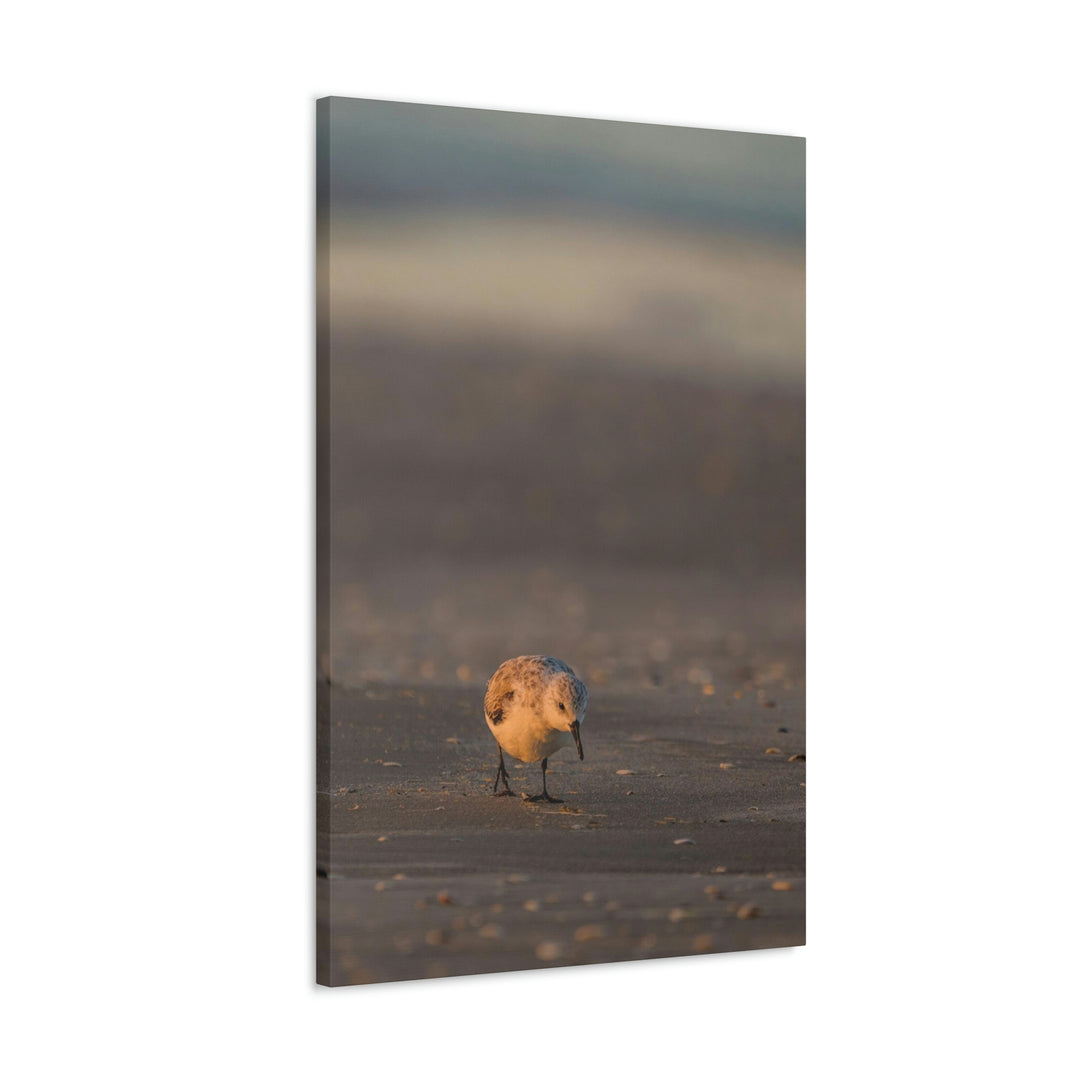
[484,665,517,725]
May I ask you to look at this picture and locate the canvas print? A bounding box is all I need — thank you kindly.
[316,97,805,986]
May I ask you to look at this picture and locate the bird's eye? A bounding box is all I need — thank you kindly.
[558,702,565,711]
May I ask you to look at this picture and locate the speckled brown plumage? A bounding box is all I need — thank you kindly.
[485,655,586,724]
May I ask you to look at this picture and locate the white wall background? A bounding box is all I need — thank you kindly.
[3,3,1075,1077]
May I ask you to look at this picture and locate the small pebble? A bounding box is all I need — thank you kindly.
[425,929,449,946]
[668,908,689,923]
[736,903,760,920]
[789,754,806,762]
[778,727,789,733]
[373,881,387,892]
[523,899,541,912]
[616,769,635,776]
[436,891,454,905]
[392,873,406,880]
[574,924,607,942]
[771,881,793,891]
[704,885,722,899]
[535,941,564,962]
[692,934,714,952]
[478,923,504,940]
[376,836,388,843]
[506,873,529,884]
[673,838,695,846]
[604,900,620,912]
[382,762,402,767]
[711,866,728,874]
[582,891,596,903]
[765,747,782,754]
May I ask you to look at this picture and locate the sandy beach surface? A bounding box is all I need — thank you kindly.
[315,334,805,985]
[317,675,804,985]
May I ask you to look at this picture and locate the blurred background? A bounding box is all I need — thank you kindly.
[318,98,804,694]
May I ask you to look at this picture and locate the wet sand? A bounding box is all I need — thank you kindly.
[317,679,805,985]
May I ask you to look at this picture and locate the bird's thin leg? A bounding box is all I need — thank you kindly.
[527,757,563,803]
[493,746,514,797]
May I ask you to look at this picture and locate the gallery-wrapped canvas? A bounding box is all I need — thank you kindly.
[316,97,805,986]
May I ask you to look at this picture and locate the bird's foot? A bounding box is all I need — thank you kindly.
[525,793,563,803]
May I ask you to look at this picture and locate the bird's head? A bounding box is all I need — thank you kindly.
[546,670,588,759]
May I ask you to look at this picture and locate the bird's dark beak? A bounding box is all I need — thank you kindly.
[570,719,583,760]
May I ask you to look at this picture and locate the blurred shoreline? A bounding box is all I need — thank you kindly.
[327,213,804,385]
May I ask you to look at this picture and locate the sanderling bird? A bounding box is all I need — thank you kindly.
[484,655,587,802]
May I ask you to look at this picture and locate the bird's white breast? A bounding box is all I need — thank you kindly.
[486,700,572,763]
